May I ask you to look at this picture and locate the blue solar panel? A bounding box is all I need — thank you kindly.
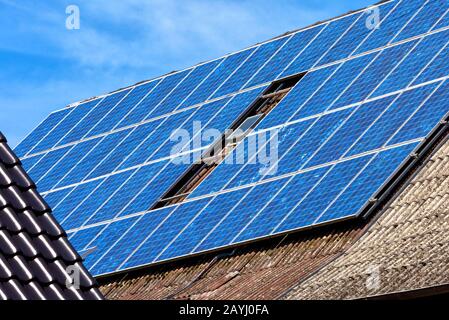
[212,37,290,99]
[245,25,325,88]
[15,109,71,158]
[15,0,449,276]
[281,12,360,77]
[58,89,131,146]
[29,99,102,154]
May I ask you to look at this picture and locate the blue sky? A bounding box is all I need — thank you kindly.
[0,0,374,147]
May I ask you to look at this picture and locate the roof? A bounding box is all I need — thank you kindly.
[0,132,103,300]
[12,0,449,300]
[285,135,449,300]
[99,133,449,300]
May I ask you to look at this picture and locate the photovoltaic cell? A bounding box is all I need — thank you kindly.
[15,109,71,158]
[212,37,290,98]
[281,12,360,77]
[58,89,131,146]
[16,0,449,276]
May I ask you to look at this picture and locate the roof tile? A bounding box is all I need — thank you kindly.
[0,132,103,300]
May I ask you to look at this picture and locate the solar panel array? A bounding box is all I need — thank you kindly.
[15,0,449,276]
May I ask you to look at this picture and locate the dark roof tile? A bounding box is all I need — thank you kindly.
[0,208,22,232]
[16,210,43,235]
[0,142,19,167]
[0,279,27,300]
[37,213,65,237]
[0,132,103,300]
[24,281,46,300]
[43,284,65,300]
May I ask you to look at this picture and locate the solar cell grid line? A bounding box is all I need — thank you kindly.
[204,47,261,100]
[14,1,416,158]
[28,98,105,155]
[270,85,446,233]
[244,25,326,89]
[111,78,164,131]
[431,5,449,31]
[312,9,368,67]
[45,75,440,206]
[87,206,179,274]
[70,137,422,274]
[162,56,229,111]
[22,23,448,162]
[146,59,225,119]
[43,25,448,200]
[25,146,73,184]
[274,1,399,92]
[14,108,71,158]
[79,88,442,272]
[52,179,105,224]
[273,142,418,233]
[256,74,449,137]
[62,90,258,240]
[190,98,397,251]
[188,44,395,197]
[57,89,132,147]
[79,216,142,269]
[70,84,165,176]
[50,72,199,188]
[54,129,133,189]
[313,144,419,224]
[193,34,439,198]
[74,136,422,235]
[43,186,74,211]
[395,0,449,42]
[79,88,135,139]
[246,10,358,90]
[114,100,224,171]
[15,0,446,272]
[123,141,419,268]
[137,88,266,165]
[115,86,264,173]
[177,48,258,110]
[77,89,265,241]
[372,28,449,97]
[156,106,367,259]
[352,0,416,54]
[312,83,440,166]
[116,68,195,130]
[183,43,442,255]
[353,0,425,54]
[23,100,99,157]
[211,142,417,249]
[434,6,449,29]
[67,99,238,235]
[39,142,210,198]
[235,34,295,91]
[88,80,163,138]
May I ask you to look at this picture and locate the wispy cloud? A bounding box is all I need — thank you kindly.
[0,0,374,146]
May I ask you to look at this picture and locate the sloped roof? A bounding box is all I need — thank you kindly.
[0,132,103,300]
[284,136,449,300]
[99,134,449,300]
